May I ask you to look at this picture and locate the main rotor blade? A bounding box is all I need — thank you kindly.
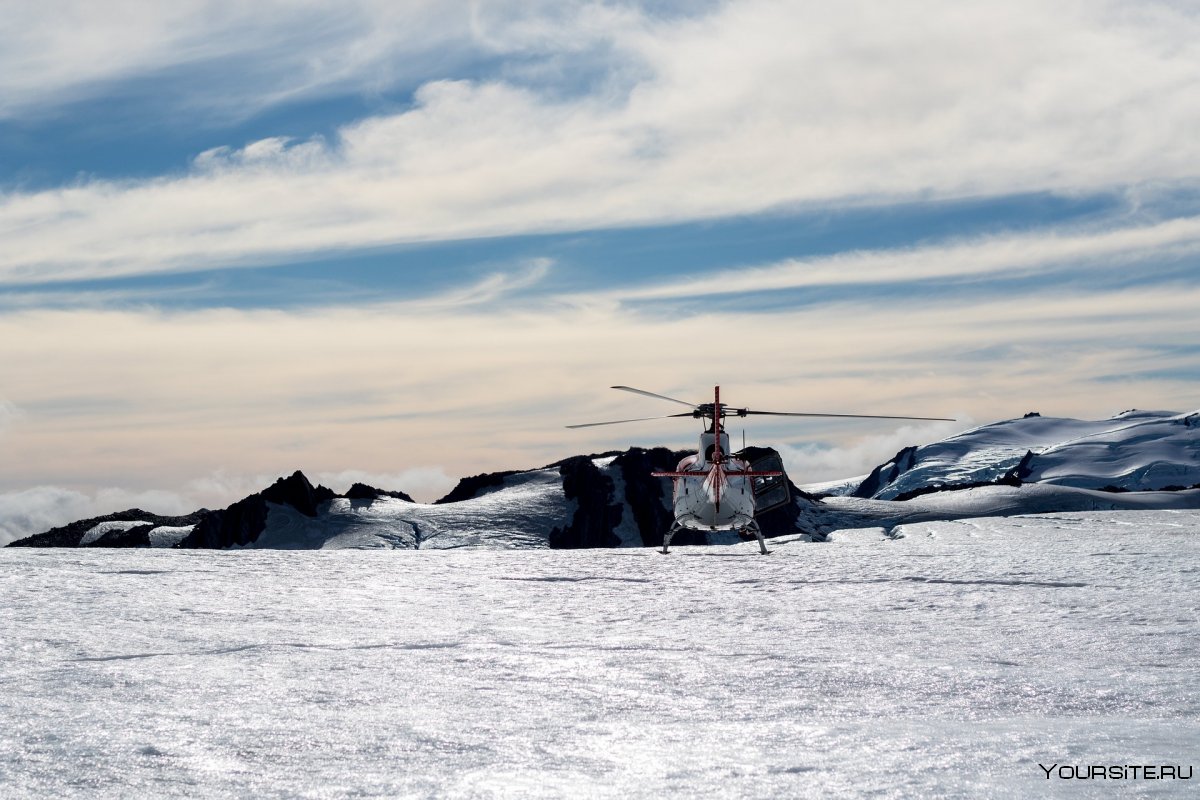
[611,385,698,409]
[566,412,695,429]
[743,411,956,422]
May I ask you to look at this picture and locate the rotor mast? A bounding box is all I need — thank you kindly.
[711,385,723,510]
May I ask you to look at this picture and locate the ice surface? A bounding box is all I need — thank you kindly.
[868,410,1200,499]
[798,474,869,496]
[77,520,151,546]
[2,510,1197,798]
[244,457,664,550]
[146,526,194,549]
[251,467,574,550]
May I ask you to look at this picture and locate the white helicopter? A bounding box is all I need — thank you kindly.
[568,385,954,554]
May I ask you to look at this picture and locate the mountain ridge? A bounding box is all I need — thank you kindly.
[9,408,1200,549]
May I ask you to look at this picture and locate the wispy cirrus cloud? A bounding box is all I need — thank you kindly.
[3,1,1200,284]
[586,211,1200,303]
[0,1,547,121]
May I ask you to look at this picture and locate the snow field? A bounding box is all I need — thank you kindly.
[1,509,1197,798]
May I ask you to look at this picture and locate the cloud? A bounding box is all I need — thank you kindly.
[0,398,18,433]
[4,1,1200,283]
[0,485,196,547]
[2,266,1198,508]
[0,1,498,121]
[4,1,1200,514]
[417,259,554,310]
[776,418,970,487]
[594,213,1200,302]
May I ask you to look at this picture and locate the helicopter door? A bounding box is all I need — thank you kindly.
[749,452,790,514]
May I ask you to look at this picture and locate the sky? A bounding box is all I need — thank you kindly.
[2,0,1200,543]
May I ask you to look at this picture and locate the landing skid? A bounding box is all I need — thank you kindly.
[660,520,769,555]
[660,522,683,554]
[745,519,769,555]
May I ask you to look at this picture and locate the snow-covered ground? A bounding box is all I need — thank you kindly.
[2,510,1197,798]
[848,409,1200,500]
[255,468,570,551]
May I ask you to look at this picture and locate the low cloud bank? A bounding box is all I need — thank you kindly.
[776,418,969,486]
[0,486,195,547]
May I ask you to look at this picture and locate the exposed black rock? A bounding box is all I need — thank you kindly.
[544,451,623,469]
[1011,450,1037,482]
[7,509,208,548]
[890,472,1023,502]
[177,471,336,549]
[549,456,623,549]
[612,446,703,548]
[434,470,522,504]
[345,483,415,502]
[177,494,269,549]
[852,445,919,498]
[261,471,337,517]
[1024,411,1041,418]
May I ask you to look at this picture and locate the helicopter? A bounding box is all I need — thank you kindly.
[567,385,955,554]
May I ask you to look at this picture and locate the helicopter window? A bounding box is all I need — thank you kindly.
[752,475,782,490]
[704,444,716,461]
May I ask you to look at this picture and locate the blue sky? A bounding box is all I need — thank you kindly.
[2,0,1199,541]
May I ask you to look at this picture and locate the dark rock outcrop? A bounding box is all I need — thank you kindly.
[1011,449,1036,482]
[613,447,703,548]
[177,494,268,549]
[345,483,414,502]
[434,470,522,504]
[177,471,335,549]
[549,456,623,549]
[890,472,1023,502]
[852,445,918,498]
[261,471,336,517]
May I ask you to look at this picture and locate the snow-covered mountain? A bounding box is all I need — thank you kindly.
[847,409,1200,500]
[8,409,1200,550]
[10,448,813,551]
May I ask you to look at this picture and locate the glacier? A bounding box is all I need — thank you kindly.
[849,409,1200,501]
[2,509,1197,798]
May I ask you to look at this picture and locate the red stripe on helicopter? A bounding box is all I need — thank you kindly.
[650,471,784,477]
